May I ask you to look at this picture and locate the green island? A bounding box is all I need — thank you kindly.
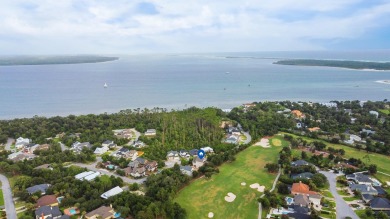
[0,55,119,66]
[274,59,390,70]
[0,100,390,219]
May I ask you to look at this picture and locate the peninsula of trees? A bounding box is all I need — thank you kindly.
[274,59,390,70]
[0,55,119,66]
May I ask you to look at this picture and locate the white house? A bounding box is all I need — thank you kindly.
[75,171,95,180]
[167,151,180,161]
[201,147,214,153]
[180,165,193,176]
[129,150,138,161]
[101,186,123,199]
[94,145,109,155]
[192,155,206,169]
[102,140,114,147]
[144,129,156,136]
[309,194,322,207]
[15,137,31,149]
[83,172,100,181]
[369,111,379,118]
[24,143,40,154]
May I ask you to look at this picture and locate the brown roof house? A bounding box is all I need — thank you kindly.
[37,195,58,207]
[85,205,116,219]
[291,182,318,196]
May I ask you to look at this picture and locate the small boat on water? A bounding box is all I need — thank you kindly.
[104,83,108,88]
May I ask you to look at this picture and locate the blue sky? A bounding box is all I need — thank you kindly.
[0,0,390,54]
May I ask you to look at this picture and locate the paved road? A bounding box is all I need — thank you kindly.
[59,142,68,151]
[241,131,252,145]
[258,167,282,219]
[0,174,17,219]
[71,158,147,184]
[5,138,14,151]
[320,171,359,219]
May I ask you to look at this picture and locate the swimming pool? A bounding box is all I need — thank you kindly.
[285,197,294,205]
[69,209,77,215]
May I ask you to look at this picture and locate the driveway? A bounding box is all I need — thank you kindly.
[320,171,359,219]
[241,131,252,145]
[0,174,17,219]
[59,142,68,151]
[5,138,14,151]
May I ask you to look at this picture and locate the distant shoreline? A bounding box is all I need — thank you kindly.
[274,59,390,70]
[0,55,119,66]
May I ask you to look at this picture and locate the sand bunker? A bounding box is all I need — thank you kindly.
[208,212,214,218]
[250,183,265,192]
[254,138,270,148]
[241,182,246,186]
[387,181,390,186]
[224,192,236,202]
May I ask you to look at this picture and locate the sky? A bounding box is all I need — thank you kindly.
[1,0,390,54]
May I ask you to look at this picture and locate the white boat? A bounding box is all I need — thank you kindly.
[104,83,108,88]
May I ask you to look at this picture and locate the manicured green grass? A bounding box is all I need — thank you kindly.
[321,190,334,198]
[0,189,4,206]
[379,109,390,115]
[343,196,359,202]
[175,143,282,219]
[281,132,390,175]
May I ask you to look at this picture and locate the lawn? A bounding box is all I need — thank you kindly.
[281,132,390,175]
[0,189,4,206]
[175,142,282,219]
[379,109,390,115]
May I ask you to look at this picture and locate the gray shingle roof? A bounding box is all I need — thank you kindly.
[26,184,50,194]
[35,206,61,218]
[370,198,390,210]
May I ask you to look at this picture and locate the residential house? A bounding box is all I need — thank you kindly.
[361,129,376,136]
[180,165,193,176]
[85,206,116,219]
[374,186,387,196]
[167,150,180,161]
[94,145,109,155]
[291,172,314,180]
[192,155,206,169]
[129,150,138,161]
[144,129,156,136]
[101,186,124,199]
[369,111,379,118]
[293,194,310,207]
[189,149,198,156]
[291,160,309,167]
[8,151,36,161]
[225,135,239,144]
[34,164,53,170]
[351,118,357,124]
[71,142,92,153]
[8,151,23,160]
[201,146,214,153]
[112,129,133,139]
[362,194,375,203]
[132,140,146,148]
[36,144,51,151]
[349,184,378,196]
[291,110,305,119]
[370,197,390,211]
[130,167,146,178]
[344,134,363,145]
[291,181,319,196]
[26,184,51,195]
[344,109,352,115]
[102,140,114,147]
[346,172,373,185]
[112,147,131,159]
[37,195,58,207]
[242,103,256,109]
[75,171,100,181]
[227,127,241,135]
[309,194,322,207]
[35,206,69,219]
[145,161,158,172]
[287,205,311,219]
[24,143,40,154]
[15,137,31,149]
[179,150,190,158]
[308,127,320,132]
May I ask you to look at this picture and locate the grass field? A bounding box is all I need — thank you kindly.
[0,189,4,206]
[281,132,390,176]
[379,109,390,115]
[175,141,282,219]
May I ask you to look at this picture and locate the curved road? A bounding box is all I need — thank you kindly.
[0,174,17,219]
[320,171,359,219]
[258,167,282,219]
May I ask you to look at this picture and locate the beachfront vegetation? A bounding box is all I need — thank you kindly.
[274,59,390,70]
[0,55,118,66]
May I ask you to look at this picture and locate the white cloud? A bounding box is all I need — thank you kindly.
[0,0,389,54]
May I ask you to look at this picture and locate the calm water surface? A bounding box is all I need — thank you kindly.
[1,51,390,119]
